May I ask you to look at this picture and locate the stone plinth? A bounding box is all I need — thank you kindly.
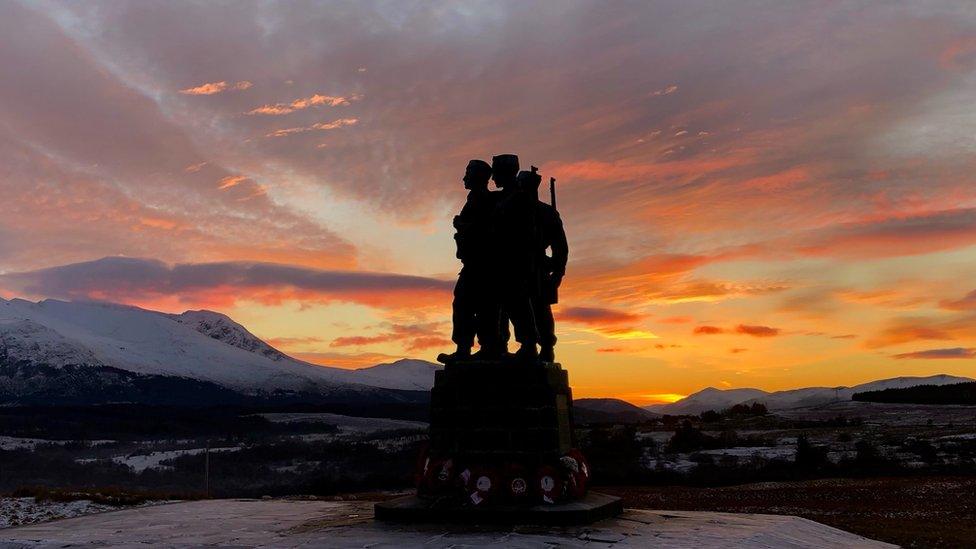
[428,360,573,464]
[374,492,623,525]
[0,499,898,547]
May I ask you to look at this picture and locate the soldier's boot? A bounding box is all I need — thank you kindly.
[514,344,538,365]
[539,345,555,363]
[470,346,501,361]
[437,345,472,364]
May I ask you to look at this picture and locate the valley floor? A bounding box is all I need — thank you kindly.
[603,476,976,549]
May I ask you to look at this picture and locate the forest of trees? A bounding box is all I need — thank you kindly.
[853,382,976,405]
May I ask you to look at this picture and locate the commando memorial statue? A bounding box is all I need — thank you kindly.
[376,154,622,524]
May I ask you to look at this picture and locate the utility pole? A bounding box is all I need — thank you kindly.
[204,442,210,498]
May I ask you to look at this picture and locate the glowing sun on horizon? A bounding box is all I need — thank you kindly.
[642,393,687,404]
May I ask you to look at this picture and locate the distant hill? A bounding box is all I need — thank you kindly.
[647,374,974,414]
[574,398,659,424]
[853,381,976,405]
[645,388,768,415]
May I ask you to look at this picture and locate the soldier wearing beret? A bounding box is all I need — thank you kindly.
[492,155,540,362]
[439,159,499,363]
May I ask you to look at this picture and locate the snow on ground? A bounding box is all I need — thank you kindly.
[698,446,797,460]
[647,446,798,473]
[77,447,241,472]
[259,413,427,433]
[0,436,115,451]
[939,433,976,440]
[0,498,114,529]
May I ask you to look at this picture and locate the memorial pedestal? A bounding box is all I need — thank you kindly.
[375,359,622,525]
[429,360,574,463]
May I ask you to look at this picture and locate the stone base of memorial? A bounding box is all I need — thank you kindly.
[374,359,623,525]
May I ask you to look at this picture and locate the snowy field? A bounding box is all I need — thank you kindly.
[0,436,115,451]
[259,412,427,433]
[77,446,242,472]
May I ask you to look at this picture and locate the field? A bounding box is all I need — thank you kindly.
[1,401,974,547]
[606,476,976,549]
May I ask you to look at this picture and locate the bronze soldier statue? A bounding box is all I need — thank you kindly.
[491,154,539,362]
[517,169,568,363]
[438,159,498,363]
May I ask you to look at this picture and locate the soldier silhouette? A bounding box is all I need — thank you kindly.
[492,154,540,362]
[438,159,499,363]
[517,168,567,363]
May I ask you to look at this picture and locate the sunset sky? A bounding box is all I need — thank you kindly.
[2,1,976,405]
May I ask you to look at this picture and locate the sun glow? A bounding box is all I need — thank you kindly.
[641,393,687,404]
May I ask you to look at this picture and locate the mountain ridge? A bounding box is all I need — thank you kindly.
[647,374,975,414]
[0,297,437,405]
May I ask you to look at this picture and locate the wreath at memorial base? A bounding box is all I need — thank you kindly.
[415,448,591,506]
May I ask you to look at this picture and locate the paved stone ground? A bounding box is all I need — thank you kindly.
[0,499,895,548]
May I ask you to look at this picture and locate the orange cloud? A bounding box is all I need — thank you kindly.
[735,324,780,337]
[693,324,780,337]
[550,153,752,184]
[246,93,359,115]
[940,289,976,311]
[218,175,248,190]
[864,316,976,348]
[659,316,693,324]
[138,216,180,231]
[265,336,326,348]
[795,208,976,259]
[596,327,658,340]
[940,37,976,70]
[557,306,644,325]
[330,323,448,351]
[266,118,358,137]
[407,336,452,351]
[293,351,400,369]
[740,167,810,191]
[180,80,252,95]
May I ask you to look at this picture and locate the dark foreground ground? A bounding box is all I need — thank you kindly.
[603,476,976,549]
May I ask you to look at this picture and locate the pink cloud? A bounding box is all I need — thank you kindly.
[893,348,976,360]
[0,257,452,312]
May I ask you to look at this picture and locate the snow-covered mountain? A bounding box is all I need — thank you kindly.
[170,309,442,391]
[647,374,974,414]
[172,310,290,362]
[349,359,441,391]
[0,297,435,405]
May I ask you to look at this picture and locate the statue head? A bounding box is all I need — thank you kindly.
[491,154,519,189]
[463,159,491,190]
[517,167,542,199]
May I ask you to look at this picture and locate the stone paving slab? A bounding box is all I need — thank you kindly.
[0,498,896,548]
